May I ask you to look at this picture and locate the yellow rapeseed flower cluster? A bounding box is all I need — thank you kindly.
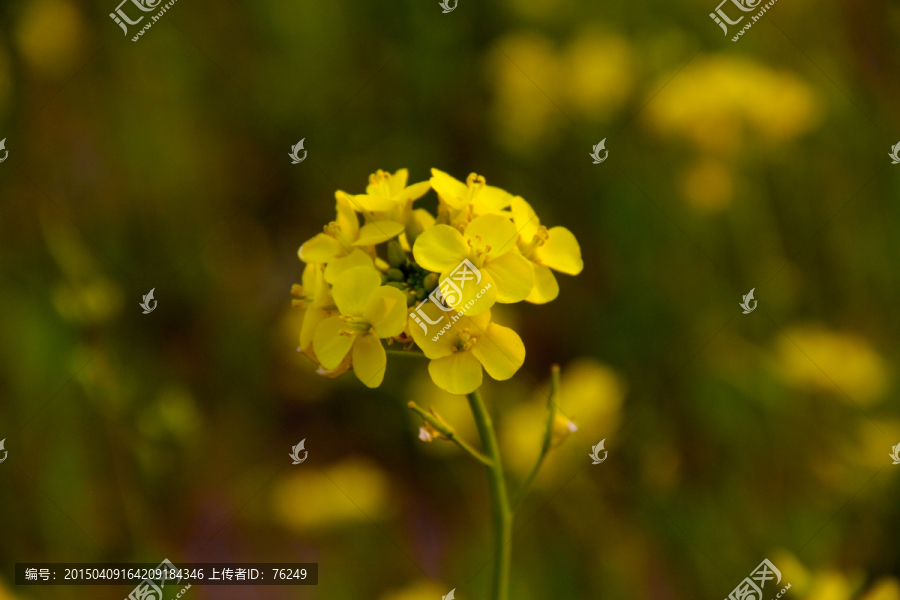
[292,168,583,394]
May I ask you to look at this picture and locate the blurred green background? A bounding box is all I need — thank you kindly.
[2,0,900,598]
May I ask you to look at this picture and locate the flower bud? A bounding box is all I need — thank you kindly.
[423,273,439,291]
[387,240,409,269]
[386,268,405,282]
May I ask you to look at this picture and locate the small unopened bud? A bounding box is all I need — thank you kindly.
[387,240,409,269]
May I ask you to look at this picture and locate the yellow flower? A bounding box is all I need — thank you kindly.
[298,191,403,282]
[510,197,583,303]
[410,302,524,395]
[291,263,334,353]
[430,169,514,227]
[313,267,408,388]
[413,213,534,314]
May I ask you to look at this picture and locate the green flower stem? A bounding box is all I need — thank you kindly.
[386,350,429,359]
[467,390,512,600]
[407,402,492,468]
[510,364,560,510]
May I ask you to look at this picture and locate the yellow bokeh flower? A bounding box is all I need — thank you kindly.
[861,578,900,600]
[430,169,514,228]
[413,213,534,313]
[272,457,390,531]
[298,191,403,282]
[313,267,408,388]
[410,303,524,395]
[510,196,583,303]
[645,56,820,153]
[775,326,888,406]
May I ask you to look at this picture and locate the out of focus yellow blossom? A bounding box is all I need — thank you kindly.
[488,32,562,154]
[646,56,820,153]
[313,267,408,388]
[379,580,448,600]
[16,0,87,79]
[272,457,391,531]
[860,578,900,600]
[775,326,888,406]
[564,28,634,120]
[510,196,583,303]
[502,359,626,476]
[682,158,734,210]
[410,305,525,395]
[770,550,811,596]
[805,571,853,600]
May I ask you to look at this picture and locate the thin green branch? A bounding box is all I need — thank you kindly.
[386,349,428,359]
[510,364,560,510]
[407,401,492,467]
[467,389,512,600]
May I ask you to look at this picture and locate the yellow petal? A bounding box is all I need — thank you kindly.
[299,233,343,263]
[324,248,375,284]
[510,196,540,242]
[484,251,534,303]
[335,192,360,239]
[536,226,583,275]
[395,180,432,204]
[353,333,387,388]
[437,266,496,316]
[464,214,519,257]
[471,323,525,381]
[388,168,409,195]
[301,262,317,291]
[430,168,469,209]
[412,224,469,273]
[364,286,409,338]
[428,351,484,395]
[313,315,355,369]
[409,300,456,359]
[525,263,559,304]
[473,185,514,214]
[333,266,382,316]
[352,194,398,212]
[300,306,330,351]
[353,221,405,246]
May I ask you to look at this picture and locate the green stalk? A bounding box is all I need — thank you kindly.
[510,365,559,510]
[467,390,512,600]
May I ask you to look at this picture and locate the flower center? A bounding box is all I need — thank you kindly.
[369,170,393,198]
[521,226,549,259]
[324,222,355,252]
[467,234,493,265]
[339,314,372,335]
[453,328,477,352]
